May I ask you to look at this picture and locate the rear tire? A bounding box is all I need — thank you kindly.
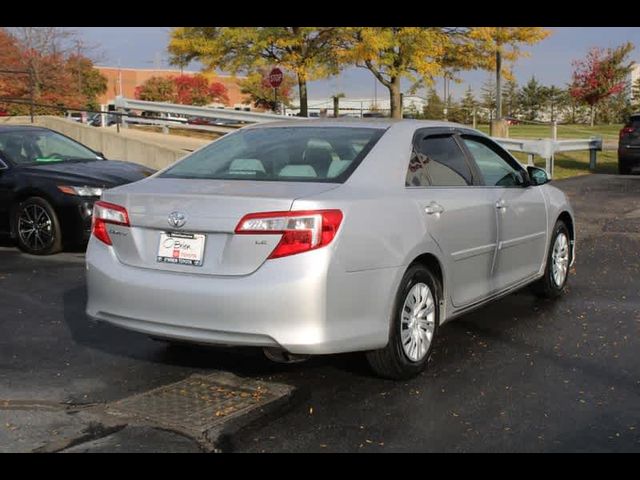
[366,264,440,380]
[531,220,570,299]
[13,197,62,255]
[618,161,631,175]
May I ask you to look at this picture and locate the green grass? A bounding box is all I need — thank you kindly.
[511,150,619,180]
[475,123,622,141]
[471,123,621,180]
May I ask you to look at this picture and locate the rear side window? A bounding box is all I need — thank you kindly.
[406,135,472,187]
[161,127,385,183]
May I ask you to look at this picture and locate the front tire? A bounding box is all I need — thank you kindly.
[531,220,570,299]
[366,264,440,380]
[13,197,62,255]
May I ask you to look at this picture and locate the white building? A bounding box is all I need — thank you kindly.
[631,63,640,99]
[286,95,428,117]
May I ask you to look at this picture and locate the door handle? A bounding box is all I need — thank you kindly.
[496,199,508,210]
[424,202,445,215]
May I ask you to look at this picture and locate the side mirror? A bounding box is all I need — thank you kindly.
[96,152,106,159]
[527,166,550,186]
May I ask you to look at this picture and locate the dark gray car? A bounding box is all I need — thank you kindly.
[618,113,640,174]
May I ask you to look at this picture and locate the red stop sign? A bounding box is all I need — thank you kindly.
[268,68,283,88]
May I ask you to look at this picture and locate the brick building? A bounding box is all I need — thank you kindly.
[95,66,251,108]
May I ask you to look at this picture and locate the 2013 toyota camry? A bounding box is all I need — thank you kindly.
[86,120,575,379]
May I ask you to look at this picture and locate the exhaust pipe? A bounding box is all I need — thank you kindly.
[263,347,310,364]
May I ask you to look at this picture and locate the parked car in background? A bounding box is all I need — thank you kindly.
[65,111,88,124]
[187,116,239,127]
[88,113,118,127]
[618,113,640,174]
[86,119,575,379]
[0,109,9,117]
[0,126,155,255]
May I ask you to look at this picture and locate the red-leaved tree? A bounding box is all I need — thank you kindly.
[569,43,634,126]
[0,27,107,115]
[173,74,229,106]
[134,76,176,103]
[135,74,229,106]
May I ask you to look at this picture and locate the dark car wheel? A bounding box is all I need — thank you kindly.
[366,264,440,380]
[531,220,570,299]
[13,197,62,255]
[618,161,631,175]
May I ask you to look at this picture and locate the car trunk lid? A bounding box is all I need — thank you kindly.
[101,178,339,276]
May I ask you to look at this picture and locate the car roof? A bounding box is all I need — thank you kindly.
[0,125,52,133]
[242,118,469,130]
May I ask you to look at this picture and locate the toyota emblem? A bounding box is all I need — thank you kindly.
[168,211,187,229]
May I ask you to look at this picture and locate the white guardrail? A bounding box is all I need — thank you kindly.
[493,136,603,178]
[114,96,302,124]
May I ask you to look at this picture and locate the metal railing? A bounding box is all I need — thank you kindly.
[122,116,238,135]
[493,136,603,177]
[113,96,303,124]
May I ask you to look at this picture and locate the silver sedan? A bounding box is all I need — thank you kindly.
[86,120,575,379]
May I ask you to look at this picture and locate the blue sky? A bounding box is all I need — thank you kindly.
[74,27,640,101]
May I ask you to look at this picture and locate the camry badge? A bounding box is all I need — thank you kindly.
[168,211,187,229]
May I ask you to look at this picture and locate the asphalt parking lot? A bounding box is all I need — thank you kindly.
[1,173,639,452]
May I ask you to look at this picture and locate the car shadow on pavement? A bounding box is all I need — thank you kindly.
[61,279,586,386]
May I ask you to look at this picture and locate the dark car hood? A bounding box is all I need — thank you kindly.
[17,159,156,187]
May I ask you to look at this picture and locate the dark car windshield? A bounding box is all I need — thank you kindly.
[160,126,385,183]
[0,130,101,165]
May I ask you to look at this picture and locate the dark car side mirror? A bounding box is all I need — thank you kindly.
[527,166,550,186]
[96,152,106,160]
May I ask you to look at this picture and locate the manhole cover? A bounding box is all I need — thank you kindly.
[104,372,293,449]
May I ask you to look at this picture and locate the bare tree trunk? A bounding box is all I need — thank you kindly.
[297,71,308,117]
[590,105,595,127]
[388,76,402,119]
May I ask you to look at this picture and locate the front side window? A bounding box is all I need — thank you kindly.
[0,130,100,165]
[462,136,524,187]
[161,127,385,183]
[406,134,472,187]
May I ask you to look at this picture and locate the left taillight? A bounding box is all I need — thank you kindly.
[235,209,343,259]
[91,200,130,245]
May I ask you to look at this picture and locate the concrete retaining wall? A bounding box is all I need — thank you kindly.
[0,116,188,170]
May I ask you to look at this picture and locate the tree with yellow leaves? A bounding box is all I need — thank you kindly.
[468,27,551,119]
[335,28,481,119]
[168,27,341,117]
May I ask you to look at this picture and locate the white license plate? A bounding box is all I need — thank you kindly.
[157,232,206,267]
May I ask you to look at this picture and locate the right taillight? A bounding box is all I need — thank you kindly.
[620,126,635,139]
[92,201,130,245]
[235,209,343,259]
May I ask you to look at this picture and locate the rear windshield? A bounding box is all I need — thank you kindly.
[161,126,385,183]
[630,116,640,128]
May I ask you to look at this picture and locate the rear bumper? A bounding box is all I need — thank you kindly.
[86,237,398,355]
[618,149,640,171]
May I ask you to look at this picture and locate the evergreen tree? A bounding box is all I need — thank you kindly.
[459,86,478,124]
[422,87,445,120]
[480,76,496,121]
[543,85,566,122]
[502,79,520,117]
[519,76,546,121]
